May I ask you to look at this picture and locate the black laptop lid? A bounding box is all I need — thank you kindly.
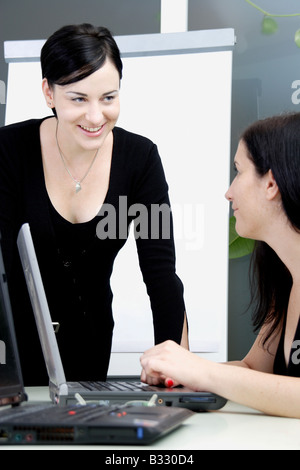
[0,239,26,406]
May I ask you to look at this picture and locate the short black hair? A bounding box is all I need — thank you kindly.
[41,23,123,87]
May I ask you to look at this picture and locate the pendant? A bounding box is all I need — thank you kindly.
[75,182,81,193]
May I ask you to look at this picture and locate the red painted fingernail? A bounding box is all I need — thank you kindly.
[166,379,174,388]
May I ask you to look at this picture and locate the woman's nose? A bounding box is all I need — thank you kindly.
[225,186,232,201]
[86,104,103,124]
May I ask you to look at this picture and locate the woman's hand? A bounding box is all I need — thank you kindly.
[140,340,211,390]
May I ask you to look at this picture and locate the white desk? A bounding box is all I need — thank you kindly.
[1,386,298,450]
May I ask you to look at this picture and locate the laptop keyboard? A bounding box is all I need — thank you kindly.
[0,403,115,424]
[77,381,151,392]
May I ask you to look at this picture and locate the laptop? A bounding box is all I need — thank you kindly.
[17,223,227,411]
[0,232,193,445]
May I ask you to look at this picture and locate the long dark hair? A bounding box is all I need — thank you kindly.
[41,23,123,87]
[242,113,300,344]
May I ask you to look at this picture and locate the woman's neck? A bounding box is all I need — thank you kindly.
[266,222,300,284]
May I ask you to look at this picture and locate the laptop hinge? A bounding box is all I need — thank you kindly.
[49,381,69,404]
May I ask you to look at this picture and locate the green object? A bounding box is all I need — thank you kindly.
[295,29,300,47]
[262,16,278,34]
[229,216,255,259]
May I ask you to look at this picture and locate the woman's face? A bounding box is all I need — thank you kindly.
[43,58,120,153]
[225,140,269,240]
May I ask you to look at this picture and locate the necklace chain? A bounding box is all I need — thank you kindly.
[55,121,100,193]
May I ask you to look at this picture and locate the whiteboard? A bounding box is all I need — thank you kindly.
[4,30,234,373]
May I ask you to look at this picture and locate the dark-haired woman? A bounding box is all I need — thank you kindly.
[0,24,188,385]
[141,113,300,418]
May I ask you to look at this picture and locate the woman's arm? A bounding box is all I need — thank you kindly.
[180,313,189,349]
[205,359,300,418]
[140,328,300,418]
[132,141,187,347]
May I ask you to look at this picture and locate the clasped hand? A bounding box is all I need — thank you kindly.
[140,340,210,391]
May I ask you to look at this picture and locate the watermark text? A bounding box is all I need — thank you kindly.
[0,340,6,364]
[96,196,204,251]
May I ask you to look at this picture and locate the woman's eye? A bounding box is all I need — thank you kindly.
[233,163,240,175]
[103,95,115,102]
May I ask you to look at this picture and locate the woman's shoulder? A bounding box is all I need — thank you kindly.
[0,118,45,141]
[112,126,160,175]
[0,118,50,167]
[113,126,156,150]
[112,127,167,199]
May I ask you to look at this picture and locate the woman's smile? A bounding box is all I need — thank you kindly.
[78,123,106,137]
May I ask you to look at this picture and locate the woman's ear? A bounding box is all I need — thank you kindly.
[265,169,279,201]
[42,78,54,108]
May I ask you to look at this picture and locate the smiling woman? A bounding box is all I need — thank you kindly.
[41,62,121,198]
[42,61,120,149]
[0,23,188,385]
[40,61,120,221]
[140,112,300,418]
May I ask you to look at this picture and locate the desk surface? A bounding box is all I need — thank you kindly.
[2,386,300,450]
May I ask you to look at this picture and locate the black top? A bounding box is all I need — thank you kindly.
[274,315,300,377]
[0,118,185,385]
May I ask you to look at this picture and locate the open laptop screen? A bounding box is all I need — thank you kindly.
[0,243,26,405]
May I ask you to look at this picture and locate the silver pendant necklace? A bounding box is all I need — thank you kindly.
[55,122,100,193]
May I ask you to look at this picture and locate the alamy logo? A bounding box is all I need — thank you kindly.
[0,340,6,364]
[291,340,300,365]
[0,80,5,105]
[96,196,205,251]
